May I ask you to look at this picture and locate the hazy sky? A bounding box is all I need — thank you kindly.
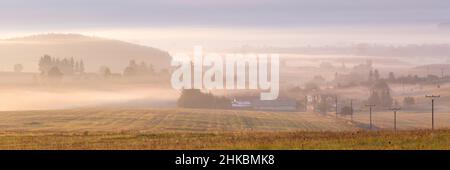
[1,0,449,28]
[1,0,450,51]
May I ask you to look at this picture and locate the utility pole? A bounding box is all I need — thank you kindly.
[350,99,353,122]
[335,96,338,118]
[390,107,401,131]
[425,95,440,130]
[365,104,376,130]
[313,96,317,113]
[305,96,308,112]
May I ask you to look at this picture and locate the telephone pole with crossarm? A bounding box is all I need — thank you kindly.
[389,107,401,131]
[365,104,376,130]
[425,95,440,130]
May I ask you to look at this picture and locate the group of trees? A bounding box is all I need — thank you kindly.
[284,68,424,114]
[368,69,443,85]
[312,94,334,114]
[367,80,394,107]
[316,98,330,114]
[392,74,441,84]
[368,69,381,83]
[123,60,155,77]
[366,70,432,108]
[177,89,231,109]
[38,55,85,77]
[37,55,165,79]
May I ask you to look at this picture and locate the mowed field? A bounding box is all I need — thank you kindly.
[341,111,450,130]
[0,130,448,150]
[0,108,359,132]
[0,108,448,149]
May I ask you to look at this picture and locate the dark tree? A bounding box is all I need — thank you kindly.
[374,69,380,81]
[47,67,63,78]
[177,89,231,109]
[14,64,23,73]
[368,80,393,107]
[403,97,416,106]
[305,82,320,91]
[99,66,112,77]
[79,60,85,73]
[340,106,353,115]
[388,72,396,82]
[368,70,374,83]
[368,91,380,106]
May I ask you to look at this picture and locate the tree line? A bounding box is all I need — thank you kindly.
[37,55,163,78]
[38,55,85,77]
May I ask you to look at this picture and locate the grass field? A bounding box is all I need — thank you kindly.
[0,108,448,149]
[0,130,448,150]
[0,108,360,132]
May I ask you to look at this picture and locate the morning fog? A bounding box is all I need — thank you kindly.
[171,46,279,100]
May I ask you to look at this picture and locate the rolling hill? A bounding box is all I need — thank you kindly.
[0,33,171,73]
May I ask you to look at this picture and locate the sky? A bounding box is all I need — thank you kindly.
[1,0,450,51]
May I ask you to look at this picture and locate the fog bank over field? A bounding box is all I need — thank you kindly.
[1,30,450,114]
[0,85,178,111]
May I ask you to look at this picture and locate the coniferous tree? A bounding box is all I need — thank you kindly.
[374,69,380,81]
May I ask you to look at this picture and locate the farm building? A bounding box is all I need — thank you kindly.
[232,97,298,111]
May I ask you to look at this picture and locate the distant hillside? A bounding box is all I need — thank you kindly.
[438,22,450,29]
[413,64,450,70]
[233,44,450,58]
[0,33,171,72]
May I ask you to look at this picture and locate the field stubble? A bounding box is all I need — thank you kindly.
[0,108,448,149]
